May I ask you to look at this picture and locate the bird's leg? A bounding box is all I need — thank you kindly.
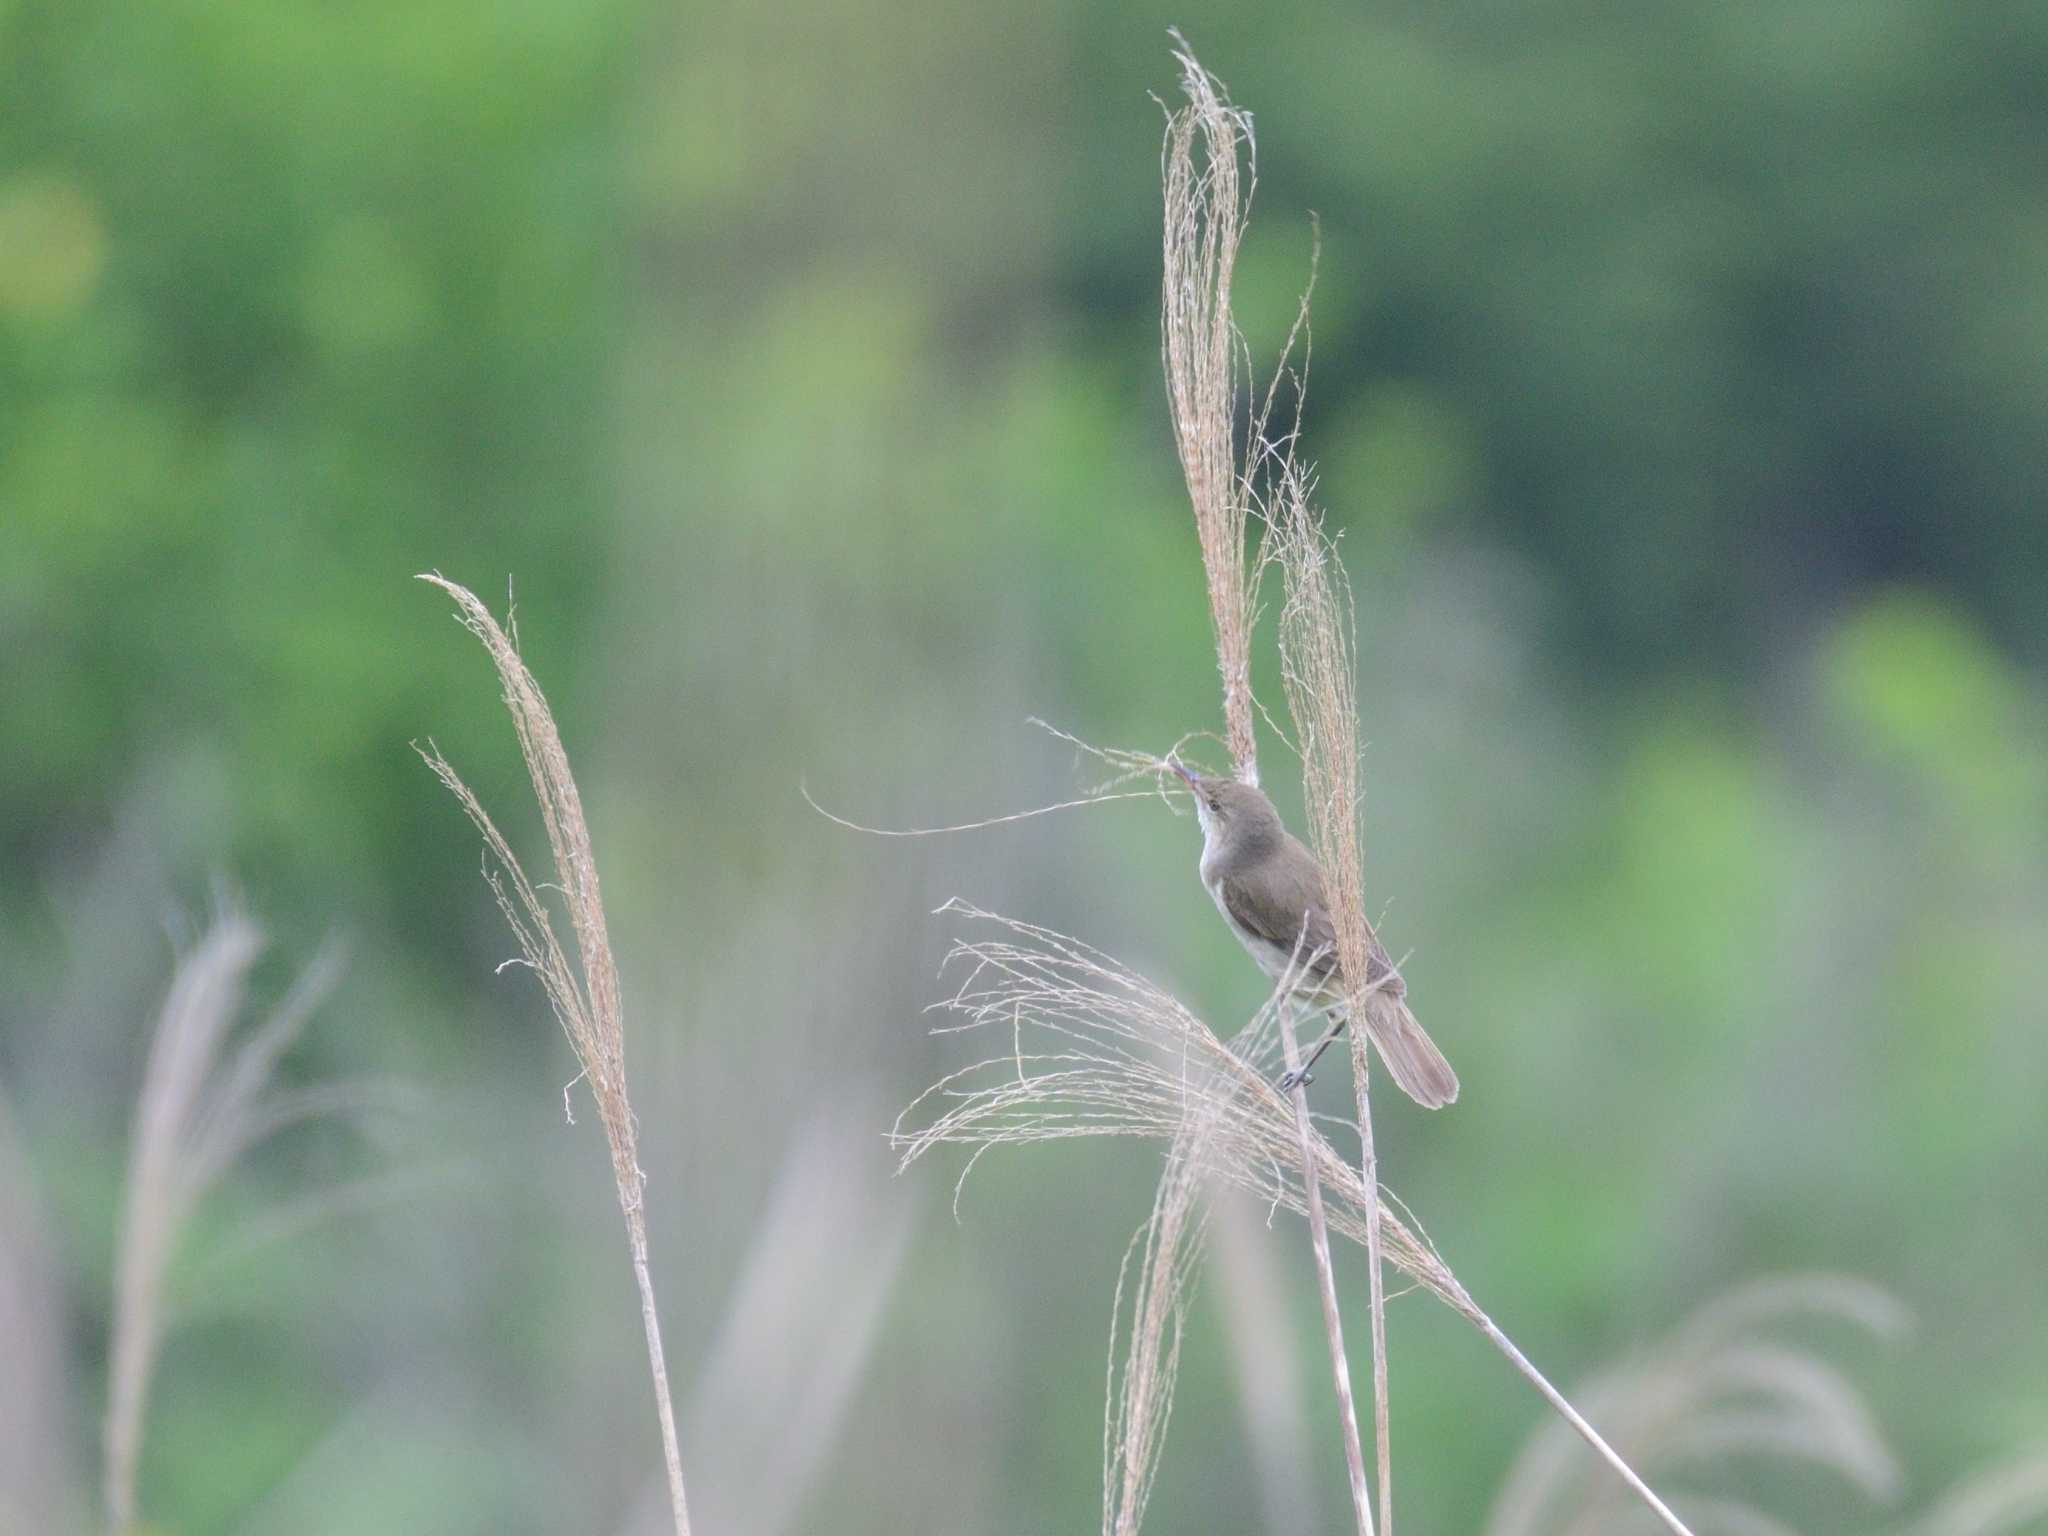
[1278,1013,1348,1091]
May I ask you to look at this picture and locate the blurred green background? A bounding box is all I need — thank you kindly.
[5,0,2047,1531]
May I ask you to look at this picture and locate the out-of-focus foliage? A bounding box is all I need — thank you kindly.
[0,0,627,951]
[3,0,2045,1531]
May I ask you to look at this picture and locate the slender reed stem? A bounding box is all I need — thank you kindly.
[418,575,693,1536]
[1352,1053,1393,1536]
[628,1209,693,1536]
[1277,1005,1374,1536]
[1476,1314,1691,1536]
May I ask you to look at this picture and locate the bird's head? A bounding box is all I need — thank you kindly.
[1169,758,1282,851]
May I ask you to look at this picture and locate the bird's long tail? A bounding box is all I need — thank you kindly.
[1362,990,1459,1109]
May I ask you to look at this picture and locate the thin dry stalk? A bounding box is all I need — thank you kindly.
[1277,997,1374,1536]
[1268,468,1376,1027]
[1162,36,1262,784]
[1104,1104,1212,1536]
[799,716,1196,840]
[894,903,1697,1536]
[1270,457,1397,1534]
[104,907,357,1533]
[1486,1274,1908,1536]
[416,574,692,1536]
[1164,42,1398,1524]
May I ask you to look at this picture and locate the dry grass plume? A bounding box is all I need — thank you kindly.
[103,905,360,1532]
[416,574,693,1536]
[892,900,1699,1532]
[1162,34,1262,785]
[1103,1105,1211,1536]
[1270,456,1397,1533]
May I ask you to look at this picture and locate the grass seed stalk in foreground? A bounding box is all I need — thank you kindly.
[416,574,693,1536]
[1103,1104,1210,1536]
[1169,33,1407,1530]
[104,906,363,1533]
[1162,32,1260,787]
[1270,459,1397,1533]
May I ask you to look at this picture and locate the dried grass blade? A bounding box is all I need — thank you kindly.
[1277,1001,1375,1536]
[1105,1107,1210,1536]
[417,574,692,1536]
[1162,35,1261,784]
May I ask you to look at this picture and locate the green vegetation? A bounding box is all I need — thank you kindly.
[3,1,2045,1531]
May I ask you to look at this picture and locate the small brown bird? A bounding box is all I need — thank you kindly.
[1172,761,1459,1108]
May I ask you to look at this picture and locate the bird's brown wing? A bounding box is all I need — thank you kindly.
[1215,837,1342,983]
[1218,835,1404,994]
[1220,837,1448,1105]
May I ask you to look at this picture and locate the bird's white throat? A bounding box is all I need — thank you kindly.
[1194,805,1227,894]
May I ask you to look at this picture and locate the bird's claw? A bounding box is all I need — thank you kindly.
[1278,1068,1313,1092]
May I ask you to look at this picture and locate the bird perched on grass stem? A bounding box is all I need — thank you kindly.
[1171,760,1458,1108]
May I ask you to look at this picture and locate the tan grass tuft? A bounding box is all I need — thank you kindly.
[893,901,1699,1536]
[1269,454,1398,1532]
[104,905,363,1533]
[416,574,692,1536]
[1103,1103,1212,1536]
[892,903,1473,1310]
[1162,35,1263,785]
[1267,463,1376,1026]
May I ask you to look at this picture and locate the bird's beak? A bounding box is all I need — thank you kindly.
[1167,756,1198,790]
